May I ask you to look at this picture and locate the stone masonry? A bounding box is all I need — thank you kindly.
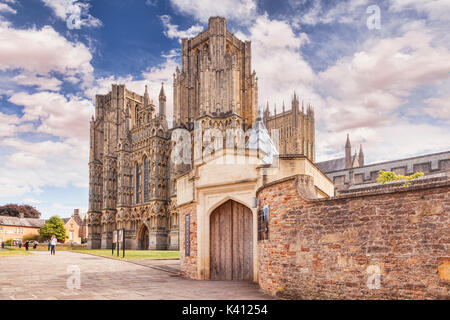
[256,174,449,299]
[179,203,198,279]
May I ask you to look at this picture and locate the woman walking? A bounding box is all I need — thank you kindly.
[50,235,57,255]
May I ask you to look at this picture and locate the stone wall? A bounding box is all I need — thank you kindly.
[179,203,198,279]
[326,150,450,193]
[257,175,449,299]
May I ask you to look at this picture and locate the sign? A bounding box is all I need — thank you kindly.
[258,205,269,241]
[118,229,123,243]
[112,230,117,243]
[185,214,190,257]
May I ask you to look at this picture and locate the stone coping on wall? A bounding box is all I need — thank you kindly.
[256,173,450,202]
[175,200,197,210]
[338,175,448,195]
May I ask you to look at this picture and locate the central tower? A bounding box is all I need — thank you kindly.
[173,16,258,129]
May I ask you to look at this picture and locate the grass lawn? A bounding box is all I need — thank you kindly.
[2,246,179,260]
[71,249,179,260]
[0,248,32,257]
[4,245,75,252]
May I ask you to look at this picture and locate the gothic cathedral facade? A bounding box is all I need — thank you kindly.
[87,17,316,250]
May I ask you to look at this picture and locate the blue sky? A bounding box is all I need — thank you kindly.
[0,0,449,219]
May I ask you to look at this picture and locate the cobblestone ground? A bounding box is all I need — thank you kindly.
[0,251,273,300]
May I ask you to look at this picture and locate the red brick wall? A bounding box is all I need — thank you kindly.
[257,175,450,299]
[179,203,198,279]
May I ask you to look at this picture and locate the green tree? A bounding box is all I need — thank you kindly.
[39,216,67,242]
[376,170,424,187]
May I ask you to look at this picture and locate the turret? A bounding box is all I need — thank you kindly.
[358,144,364,167]
[345,134,352,169]
[159,82,166,117]
[144,85,150,107]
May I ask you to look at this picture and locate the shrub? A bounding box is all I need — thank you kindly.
[23,234,39,241]
[377,170,424,187]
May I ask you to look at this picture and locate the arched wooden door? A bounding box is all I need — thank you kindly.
[140,225,149,250]
[210,200,253,281]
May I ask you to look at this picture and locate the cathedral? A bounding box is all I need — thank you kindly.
[87,17,318,250]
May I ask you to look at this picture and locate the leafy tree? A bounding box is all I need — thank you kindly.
[377,170,424,187]
[0,204,41,218]
[39,216,67,242]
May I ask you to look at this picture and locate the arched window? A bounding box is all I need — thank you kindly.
[144,157,149,202]
[135,163,140,204]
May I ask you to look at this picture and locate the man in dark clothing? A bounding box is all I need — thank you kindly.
[24,241,29,251]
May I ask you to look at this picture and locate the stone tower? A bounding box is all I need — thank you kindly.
[263,93,315,161]
[87,83,175,251]
[173,17,258,129]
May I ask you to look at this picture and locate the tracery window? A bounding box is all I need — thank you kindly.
[135,163,140,204]
[144,157,149,202]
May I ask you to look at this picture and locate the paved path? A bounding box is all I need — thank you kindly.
[0,251,273,300]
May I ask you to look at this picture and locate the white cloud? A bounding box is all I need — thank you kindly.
[170,0,257,23]
[296,0,370,26]
[145,0,157,7]
[22,198,42,204]
[6,152,46,169]
[0,136,89,197]
[389,0,450,22]
[0,112,32,137]
[41,0,102,29]
[8,91,94,140]
[316,29,450,131]
[424,94,450,121]
[0,3,16,14]
[12,72,63,91]
[0,24,94,87]
[160,15,204,40]
[236,15,318,110]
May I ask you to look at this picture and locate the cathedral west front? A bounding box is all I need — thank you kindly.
[87,17,317,250]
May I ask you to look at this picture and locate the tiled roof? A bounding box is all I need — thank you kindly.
[316,157,346,173]
[0,216,45,228]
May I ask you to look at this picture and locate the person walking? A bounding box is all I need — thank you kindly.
[24,241,29,251]
[33,241,37,250]
[50,235,57,255]
[48,240,51,251]
[19,242,22,249]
